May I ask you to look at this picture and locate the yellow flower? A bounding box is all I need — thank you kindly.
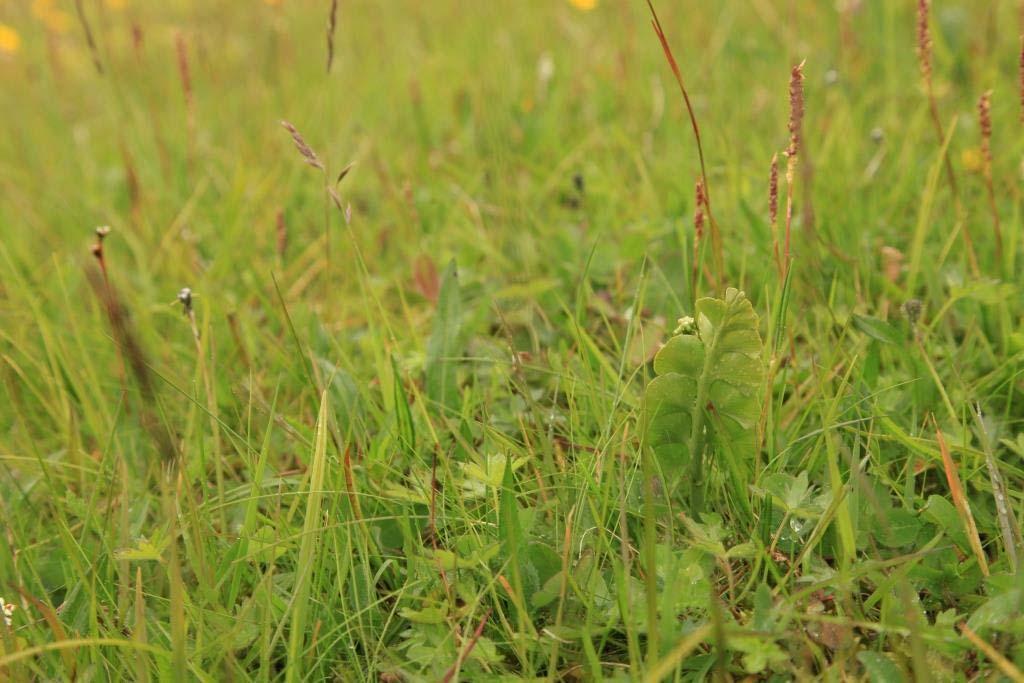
[32,0,73,34]
[0,23,20,55]
[961,147,983,174]
[568,0,597,9]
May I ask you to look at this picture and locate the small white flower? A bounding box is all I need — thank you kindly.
[1,597,15,627]
[674,315,697,335]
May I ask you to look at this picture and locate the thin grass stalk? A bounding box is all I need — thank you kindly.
[973,405,1021,573]
[646,0,723,281]
[326,0,338,73]
[177,288,227,531]
[441,609,493,683]
[284,392,330,682]
[175,33,195,170]
[88,247,177,465]
[916,0,980,274]
[164,469,187,682]
[281,120,332,268]
[73,0,103,74]
[134,567,150,682]
[90,227,128,394]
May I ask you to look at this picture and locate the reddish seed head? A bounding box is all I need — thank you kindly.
[768,153,779,226]
[694,180,706,240]
[978,90,993,166]
[275,210,287,258]
[175,33,192,108]
[786,62,805,160]
[916,0,932,82]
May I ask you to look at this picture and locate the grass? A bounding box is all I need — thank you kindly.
[1,0,1024,680]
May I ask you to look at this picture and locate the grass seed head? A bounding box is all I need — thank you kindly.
[177,287,193,316]
[978,90,992,167]
[916,0,932,82]
[694,179,706,240]
[280,120,325,171]
[902,298,923,325]
[275,209,287,258]
[91,225,111,259]
[786,62,805,160]
[175,33,192,110]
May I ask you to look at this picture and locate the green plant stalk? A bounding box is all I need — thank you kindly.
[642,439,660,666]
[906,115,956,294]
[687,327,719,513]
[285,392,330,682]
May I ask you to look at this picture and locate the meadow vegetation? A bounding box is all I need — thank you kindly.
[2,0,1024,680]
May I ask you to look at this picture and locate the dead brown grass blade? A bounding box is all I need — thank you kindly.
[935,422,989,576]
[12,586,76,678]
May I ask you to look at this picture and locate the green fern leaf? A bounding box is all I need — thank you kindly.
[645,288,764,508]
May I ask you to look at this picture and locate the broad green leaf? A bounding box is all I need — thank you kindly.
[645,288,764,497]
[857,652,906,683]
[851,314,903,345]
[398,606,448,625]
[752,583,775,632]
[876,508,923,548]
[114,537,168,563]
[317,358,362,437]
[922,495,970,553]
[390,356,416,457]
[425,259,462,415]
[949,278,1016,305]
[730,635,787,674]
[966,588,1022,632]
